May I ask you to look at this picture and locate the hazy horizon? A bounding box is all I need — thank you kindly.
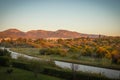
[0,0,120,36]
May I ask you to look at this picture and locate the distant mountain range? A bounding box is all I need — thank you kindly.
[0,29,102,39]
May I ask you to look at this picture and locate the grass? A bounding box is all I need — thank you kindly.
[0,66,64,80]
[10,48,120,70]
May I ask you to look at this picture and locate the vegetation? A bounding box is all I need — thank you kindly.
[0,36,120,79]
[1,37,119,65]
[11,48,120,70]
[0,48,11,57]
[0,49,12,66]
[0,48,116,80]
[39,48,67,56]
[0,49,64,80]
[0,66,63,80]
[11,57,111,80]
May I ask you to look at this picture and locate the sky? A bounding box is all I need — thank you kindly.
[0,0,120,36]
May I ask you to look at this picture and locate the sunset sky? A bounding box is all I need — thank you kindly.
[0,0,120,36]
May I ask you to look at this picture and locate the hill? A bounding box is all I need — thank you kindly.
[0,29,100,39]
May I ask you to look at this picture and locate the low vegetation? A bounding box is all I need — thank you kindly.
[11,48,120,70]
[0,66,63,80]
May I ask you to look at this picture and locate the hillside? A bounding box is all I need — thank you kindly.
[0,29,100,39]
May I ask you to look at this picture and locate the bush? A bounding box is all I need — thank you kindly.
[11,60,109,80]
[39,48,67,56]
[43,67,72,79]
[43,67,108,80]
[0,56,11,66]
[12,61,30,71]
[0,49,11,57]
[70,54,79,59]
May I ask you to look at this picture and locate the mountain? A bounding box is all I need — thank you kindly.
[0,28,100,39]
[0,29,25,38]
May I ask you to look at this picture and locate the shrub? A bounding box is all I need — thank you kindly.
[12,61,30,70]
[29,60,44,78]
[39,48,67,56]
[0,56,11,66]
[11,60,109,80]
[43,67,72,79]
[43,67,108,80]
[70,54,79,59]
[0,49,11,57]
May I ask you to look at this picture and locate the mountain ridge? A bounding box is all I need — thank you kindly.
[0,28,101,39]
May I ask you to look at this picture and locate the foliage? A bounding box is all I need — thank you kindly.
[111,50,120,64]
[12,60,30,70]
[8,36,120,65]
[39,48,67,57]
[0,49,11,66]
[43,67,110,80]
[29,60,44,78]
[0,66,63,80]
[68,47,80,53]
[0,49,11,57]
[11,48,120,69]
[0,56,11,66]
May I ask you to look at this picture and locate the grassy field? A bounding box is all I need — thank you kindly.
[0,66,64,80]
[10,48,120,70]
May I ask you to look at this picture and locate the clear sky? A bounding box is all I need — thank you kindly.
[0,0,120,36]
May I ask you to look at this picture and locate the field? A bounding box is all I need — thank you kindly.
[0,66,64,80]
[11,48,120,70]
